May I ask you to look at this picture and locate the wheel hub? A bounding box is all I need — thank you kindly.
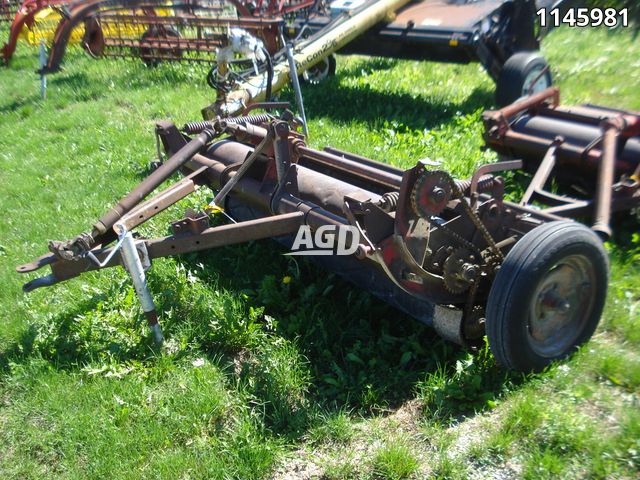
[522,65,550,96]
[528,255,596,358]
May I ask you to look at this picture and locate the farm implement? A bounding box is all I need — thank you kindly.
[17,87,640,371]
[1,0,318,67]
[4,0,568,108]
[290,0,573,105]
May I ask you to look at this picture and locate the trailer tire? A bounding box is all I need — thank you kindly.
[495,51,552,107]
[486,221,608,372]
[299,54,336,85]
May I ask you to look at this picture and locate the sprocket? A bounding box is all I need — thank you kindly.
[463,305,486,342]
[410,170,453,218]
[443,247,477,294]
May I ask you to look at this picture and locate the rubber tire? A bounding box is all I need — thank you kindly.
[495,51,553,107]
[486,221,609,372]
[299,54,336,85]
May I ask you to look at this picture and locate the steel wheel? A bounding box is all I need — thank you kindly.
[495,51,553,107]
[527,254,597,358]
[521,63,552,97]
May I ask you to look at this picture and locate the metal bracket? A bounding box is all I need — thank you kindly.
[171,210,210,235]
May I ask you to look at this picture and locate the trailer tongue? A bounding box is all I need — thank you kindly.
[17,88,639,371]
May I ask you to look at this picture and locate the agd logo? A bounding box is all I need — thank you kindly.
[286,225,359,256]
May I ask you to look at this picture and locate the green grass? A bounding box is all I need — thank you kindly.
[0,26,639,479]
[371,440,420,480]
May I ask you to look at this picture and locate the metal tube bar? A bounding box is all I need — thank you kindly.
[592,122,619,239]
[20,212,305,292]
[297,146,402,189]
[210,129,273,207]
[469,159,522,208]
[496,87,560,121]
[99,12,283,28]
[491,130,605,168]
[521,142,559,206]
[120,167,207,231]
[286,43,309,137]
[146,212,304,257]
[322,147,405,176]
[92,129,215,239]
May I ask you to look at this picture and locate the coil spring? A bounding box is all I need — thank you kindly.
[377,192,400,212]
[455,175,495,195]
[376,175,494,213]
[183,114,273,135]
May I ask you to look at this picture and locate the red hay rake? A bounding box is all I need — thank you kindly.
[2,0,321,69]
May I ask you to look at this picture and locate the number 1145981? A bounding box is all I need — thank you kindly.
[537,8,629,28]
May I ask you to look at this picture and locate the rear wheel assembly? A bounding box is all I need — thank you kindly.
[495,51,553,107]
[486,221,609,372]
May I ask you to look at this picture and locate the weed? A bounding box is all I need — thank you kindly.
[307,409,355,445]
[371,439,420,480]
[417,341,515,422]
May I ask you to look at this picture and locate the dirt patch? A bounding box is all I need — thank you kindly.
[272,450,324,480]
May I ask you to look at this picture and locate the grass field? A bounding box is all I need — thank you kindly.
[0,26,639,479]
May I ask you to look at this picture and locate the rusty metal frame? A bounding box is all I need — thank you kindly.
[40,0,280,73]
[20,212,305,292]
[15,89,640,349]
[16,110,555,346]
[2,0,318,68]
[483,87,640,239]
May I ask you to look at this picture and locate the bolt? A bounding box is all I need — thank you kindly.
[355,244,373,260]
[274,122,289,138]
[461,263,478,282]
[431,187,446,202]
